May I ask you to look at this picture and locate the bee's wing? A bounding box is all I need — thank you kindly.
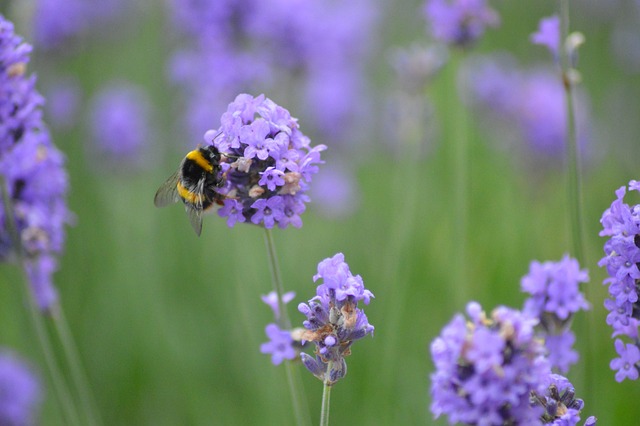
[154,170,181,207]
[185,205,203,236]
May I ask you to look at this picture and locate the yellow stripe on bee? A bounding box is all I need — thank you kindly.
[177,181,205,204]
[186,149,213,172]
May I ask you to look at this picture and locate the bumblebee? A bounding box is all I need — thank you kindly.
[154,145,227,236]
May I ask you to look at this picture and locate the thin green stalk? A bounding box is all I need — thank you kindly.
[263,228,290,329]
[320,375,332,426]
[263,228,311,426]
[50,309,102,426]
[560,0,585,266]
[450,49,470,303]
[558,0,594,408]
[1,179,81,426]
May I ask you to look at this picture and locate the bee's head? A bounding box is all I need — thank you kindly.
[202,145,221,164]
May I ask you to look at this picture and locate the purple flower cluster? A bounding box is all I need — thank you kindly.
[521,255,590,373]
[464,55,592,161]
[430,302,550,425]
[0,350,41,426]
[89,81,153,169]
[532,374,597,426]
[167,0,378,142]
[599,180,640,381]
[206,94,325,229]
[0,15,72,310]
[296,253,374,385]
[423,0,499,47]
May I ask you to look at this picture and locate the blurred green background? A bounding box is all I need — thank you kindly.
[2,0,640,424]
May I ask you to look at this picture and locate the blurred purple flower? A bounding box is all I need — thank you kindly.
[0,350,41,426]
[89,81,153,168]
[32,0,129,49]
[206,93,325,229]
[544,331,579,374]
[260,323,296,365]
[297,253,374,385]
[531,15,561,58]
[599,181,640,381]
[423,0,499,47]
[521,255,589,373]
[261,290,295,321]
[309,163,359,219]
[465,55,593,162]
[167,0,378,143]
[44,78,81,130]
[522,256,590,322]
[0,14,73,311]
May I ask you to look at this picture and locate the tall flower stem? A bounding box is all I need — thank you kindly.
[263,228,311,426]
[50,310,102,426]
[450,49,470,303]
[560,0,585,267]
[0,180,81,426]
[320,363,333,426]
[558,0,593,406]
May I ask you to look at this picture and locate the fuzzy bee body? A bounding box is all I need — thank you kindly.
[154,145,226,236]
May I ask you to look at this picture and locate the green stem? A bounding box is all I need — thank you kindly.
[558,0,594,408]
[320,365,333,426]
[263,228,291,329]
[560,0,585,266]
[50,309,102,426]
[0,179,81,426]
[450,49,470,303]
[262,228,311,426]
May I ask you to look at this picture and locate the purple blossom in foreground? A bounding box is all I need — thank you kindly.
[0,350,41,426]
[0,14,72,311]
[599,180,640,381]
[206,94,325,229]
[531,374,597,426]
[531,15,561,58]
[296,253,374,385]
[610,339,640,382]
[89,82,152,168]
[430,302,549,425]
[423,0,499,47]
[521,255,590,373]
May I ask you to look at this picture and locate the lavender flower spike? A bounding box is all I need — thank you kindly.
[297,253,374,385]
[0,14,73,311]
[430,302,550,425]
[0,350,41,426]
[599,180,640,381]
[205,94,326,229]
[521,255,590,373]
